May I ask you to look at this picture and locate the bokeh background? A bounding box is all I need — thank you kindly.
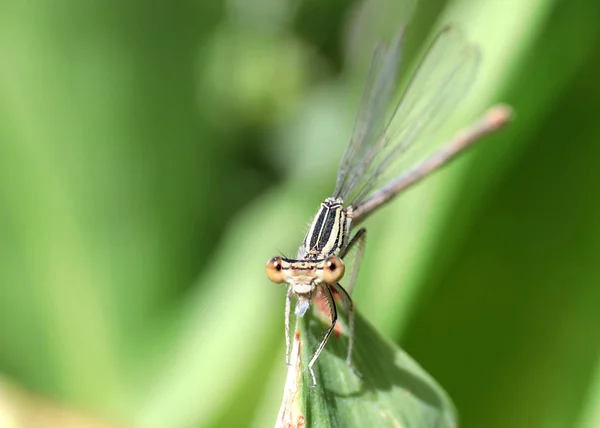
[1,0,600,427]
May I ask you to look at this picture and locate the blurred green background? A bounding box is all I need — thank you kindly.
[1,0,600,427]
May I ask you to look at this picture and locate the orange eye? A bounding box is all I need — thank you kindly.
[322,256,345,284]
[266,257,286,283]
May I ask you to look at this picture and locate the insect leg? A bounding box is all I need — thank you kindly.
[339,227,367,295]
[329,283,354,363]
[308,285,337,387]
[285,285,293,366]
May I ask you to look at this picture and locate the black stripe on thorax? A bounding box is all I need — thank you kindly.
[303,199,346,256]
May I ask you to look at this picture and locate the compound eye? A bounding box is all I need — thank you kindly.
[322,256,345,283]
[266,257,286,284]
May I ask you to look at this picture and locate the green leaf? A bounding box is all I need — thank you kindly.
[276,308,456,428]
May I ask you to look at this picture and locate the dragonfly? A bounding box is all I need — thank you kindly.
[265,25,511,387]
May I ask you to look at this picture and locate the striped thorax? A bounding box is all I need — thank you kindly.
[300,198,351,259]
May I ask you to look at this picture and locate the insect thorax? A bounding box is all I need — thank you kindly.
[299,197,351,259]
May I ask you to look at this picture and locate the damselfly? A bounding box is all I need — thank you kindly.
[265,26,511,386]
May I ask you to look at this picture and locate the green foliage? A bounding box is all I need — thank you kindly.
[0,0,600,427]
[285,310,457,428]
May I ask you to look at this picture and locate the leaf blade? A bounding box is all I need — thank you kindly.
[278,309,456,428]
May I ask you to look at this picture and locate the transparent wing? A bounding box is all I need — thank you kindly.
[333,26,480,206]
[333,29,405,200]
